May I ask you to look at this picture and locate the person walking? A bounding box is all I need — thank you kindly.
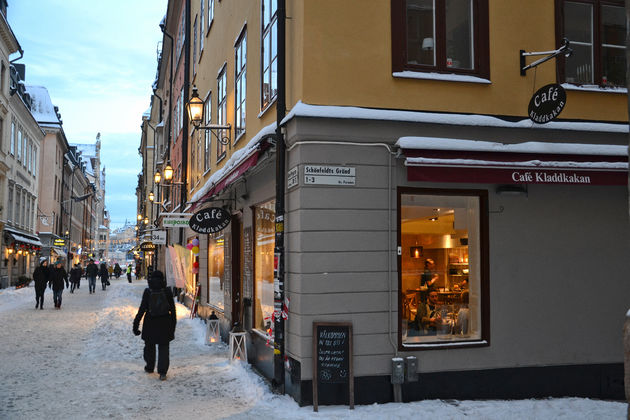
[126,265,132,283]
[85,259,98,294]
[114,263,122,279]
[99,262,110,291]
[50,260,68,309]
[69,263,82,293]
[33,257,51,309]
[133,270,176,380]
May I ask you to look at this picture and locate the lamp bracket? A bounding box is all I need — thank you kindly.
[520,38,572,76]
[193,123,231,145]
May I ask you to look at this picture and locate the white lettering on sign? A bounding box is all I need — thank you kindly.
[287,166,298,189]
[304,165,355,186]
[511,171,592,184]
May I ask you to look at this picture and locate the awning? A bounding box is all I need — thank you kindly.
[51,247,67,258]
[4,227,44,247]
[398,137,628,186]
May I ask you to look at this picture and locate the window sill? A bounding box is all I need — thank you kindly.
[393,71,491,84]
[233,130,245,146]
[402,339,488,350]
[258,96,277,118]
[561,83,627,94]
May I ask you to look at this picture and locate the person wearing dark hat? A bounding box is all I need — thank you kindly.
[132,270,176,380]
[32,257,51,309]
[50,259,69,309]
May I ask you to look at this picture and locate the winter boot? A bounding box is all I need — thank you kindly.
[159,374,166,380]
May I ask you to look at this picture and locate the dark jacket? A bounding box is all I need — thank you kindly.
[85,262,98,278]
[69,267,82,283]
[50,266,68,291]
[99,264,109,280]
[33,263,50,291]
[133,275,176,345]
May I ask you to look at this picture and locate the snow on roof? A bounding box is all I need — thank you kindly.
[282,101,629,134]
[72,143,97,175]
[189,122,277,204]
[396,137,628,156]
[25,85,61,125]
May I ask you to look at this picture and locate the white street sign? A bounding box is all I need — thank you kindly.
[151,230,167,245]
[287,166,298,189]
[304,165,355,186]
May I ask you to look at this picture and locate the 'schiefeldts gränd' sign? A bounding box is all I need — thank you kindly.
[189,207,231,234]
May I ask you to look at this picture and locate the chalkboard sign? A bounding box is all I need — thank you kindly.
[312,322,354,411]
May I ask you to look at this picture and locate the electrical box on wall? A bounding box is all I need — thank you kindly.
[405,356,418,382]
[391,358,404,384]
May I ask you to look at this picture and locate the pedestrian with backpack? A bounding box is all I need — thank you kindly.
[132,270,176,380]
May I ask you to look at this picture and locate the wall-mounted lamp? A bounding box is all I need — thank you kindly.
[187,85,231,145]
[154,171,161,184]
[163,164,173,182]
[149,191,155,202]
[410,246,423,259]
[496,184,528,196]
[144,217,149,225]
[137,214,143,221]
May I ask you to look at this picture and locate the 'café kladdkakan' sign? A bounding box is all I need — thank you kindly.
[189,207,231,234]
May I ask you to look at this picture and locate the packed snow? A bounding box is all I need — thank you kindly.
[0,277,625,419]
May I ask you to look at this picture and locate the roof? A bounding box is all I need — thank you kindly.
[25,85,61,127]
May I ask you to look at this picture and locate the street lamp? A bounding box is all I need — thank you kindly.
[164,164,173,182]
[154,171,161,184]
[137,214,143,222]
[144,217,149,225]
[149,191,155,202]
[187,85,231,145]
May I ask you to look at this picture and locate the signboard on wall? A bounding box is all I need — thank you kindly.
[304,165,356,186]
[150,230,167,245]
[189,207,231,234]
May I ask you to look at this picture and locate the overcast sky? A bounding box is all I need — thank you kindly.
[8,0,167,229]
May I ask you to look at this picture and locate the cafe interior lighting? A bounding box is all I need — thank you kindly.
[410,246,423,259]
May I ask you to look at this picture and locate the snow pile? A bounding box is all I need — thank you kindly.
[0,281,626,419]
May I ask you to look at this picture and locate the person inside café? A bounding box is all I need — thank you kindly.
[420,258,439,291]
[414,289,442,335]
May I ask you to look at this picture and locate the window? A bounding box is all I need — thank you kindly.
[204,93,211,171]
[207,233,225,310]
[193,15,198,75]
[0,117,3,150]
[32,146,37,177]
[235,28,247,140]
[217,66,227,161]
[558,0,626,87]
[254,199,275,333]
[176,8,186,60]
[208,0,214,30]
[10,120,14,155]
[391,0,489,78]
[17,128,22,162]
[200,0,205,52]
[399,188,487,347]
[27,139,31,172]
[7,182,13,222]
[261,0,278,109]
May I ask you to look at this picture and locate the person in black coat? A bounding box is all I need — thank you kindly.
[133,270,176,380]
[85,259,98,294]
[50,260,69,309]
[69,263,82,293]
[32,257,51,309]
[99,262,109,291]
[113,263,122,279]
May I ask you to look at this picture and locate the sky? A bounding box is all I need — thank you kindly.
[8,0,168,229]
[0,282,626,419]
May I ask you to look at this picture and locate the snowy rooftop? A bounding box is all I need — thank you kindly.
[25,85,61,126]
[72,143,97,175]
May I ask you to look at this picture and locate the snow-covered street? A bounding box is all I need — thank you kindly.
[0,277,625,419]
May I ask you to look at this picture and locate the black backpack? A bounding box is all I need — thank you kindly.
[148,289,170,317]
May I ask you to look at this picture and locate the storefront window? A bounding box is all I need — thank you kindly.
[400,190,485,346]
[254,199,275,332]
[207,233,225,311]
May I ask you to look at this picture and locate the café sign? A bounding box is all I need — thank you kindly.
[140,241,156,251]
[189,207,231,234]
[528,83,566,124]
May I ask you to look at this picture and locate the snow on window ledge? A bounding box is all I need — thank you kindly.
[393,71,491,84]
[561,83,627,94]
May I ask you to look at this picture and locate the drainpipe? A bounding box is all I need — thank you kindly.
[159,18,174,181]
[181,0,190,220]
[273,0,287,393]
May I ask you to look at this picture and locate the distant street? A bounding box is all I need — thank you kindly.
[0,277,625,419]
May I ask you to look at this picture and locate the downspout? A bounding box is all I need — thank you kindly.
[273,0,287,392]
[153,90,163,125]
[181,0,191,218]
[159,18,174,176]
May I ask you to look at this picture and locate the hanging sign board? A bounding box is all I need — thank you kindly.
[163,217,190,228]
[150,230,167,245]
[53,239,66,247]
[140,241,156,251]
[189,207,231,234]
[528,83,566,124]
[312,322,354,411]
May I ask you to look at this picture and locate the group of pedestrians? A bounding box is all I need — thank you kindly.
[32,258,133,309]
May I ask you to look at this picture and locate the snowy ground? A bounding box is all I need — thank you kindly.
[0,277,625,420]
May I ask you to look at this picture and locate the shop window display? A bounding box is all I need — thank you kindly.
[400,191,484,345]
[254,200,275,332]
[207,233,225,311]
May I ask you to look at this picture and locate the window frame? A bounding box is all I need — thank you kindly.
[217,64,227,162]
[261,0,278,111]
[252,198,276,335]
[200,0,205,54]
[555,0,626,87]
[207,0,215,35]
[397,187,489,350]
[234,25,247,143]
[391,0,490,79]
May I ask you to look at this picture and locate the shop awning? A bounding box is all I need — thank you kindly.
[398,137,628,186]
[51,247,67,258]
[4,227,44,247]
